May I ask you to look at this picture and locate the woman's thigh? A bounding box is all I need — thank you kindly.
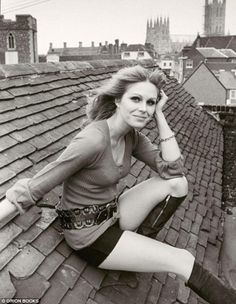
[118,175,187,231]
[118,176,171,231]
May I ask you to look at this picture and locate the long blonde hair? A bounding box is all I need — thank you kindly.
[86,65,166,122]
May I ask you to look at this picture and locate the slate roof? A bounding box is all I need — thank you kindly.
[193,35,236,52]
[125,44,147,52]
[48,47,101,56]
[0,59,225,304]
[218,71,236,89]
[196,47,227,58]
[219,49,236,58]
[206,62,236,72]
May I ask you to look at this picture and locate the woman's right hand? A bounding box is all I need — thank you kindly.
[0,198,18,223]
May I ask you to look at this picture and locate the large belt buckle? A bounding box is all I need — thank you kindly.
[96,208,109,225]
[96,202,115,225]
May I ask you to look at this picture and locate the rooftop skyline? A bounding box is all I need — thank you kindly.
[1,0,236,54]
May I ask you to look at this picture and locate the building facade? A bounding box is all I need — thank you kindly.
[204,0,226,36]
[183,62,227,105]
[0,15,38,64]
[121,44,153,60]
[180,44,236,82]
[47,40,121,62]
[145,17,171,55]
[183,61,236,106]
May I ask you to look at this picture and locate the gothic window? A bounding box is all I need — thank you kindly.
[7,33,16,49]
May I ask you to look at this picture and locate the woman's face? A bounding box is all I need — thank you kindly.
[116,81,159,129]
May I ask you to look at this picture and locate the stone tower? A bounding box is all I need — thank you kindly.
[0,14,38,64]
[204,0,226,36]
[145,17,171,55]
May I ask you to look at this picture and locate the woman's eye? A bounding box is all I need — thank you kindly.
[131,96,141,102]
[147,100,156,106]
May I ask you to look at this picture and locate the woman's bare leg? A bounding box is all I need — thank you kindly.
[99,230,194,282]
[119,175,188,231]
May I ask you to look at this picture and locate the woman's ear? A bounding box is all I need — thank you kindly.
[115,99,120,108]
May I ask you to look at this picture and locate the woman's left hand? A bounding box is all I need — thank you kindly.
[155,90,168,114]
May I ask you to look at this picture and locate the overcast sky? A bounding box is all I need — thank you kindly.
[2,0,236,54]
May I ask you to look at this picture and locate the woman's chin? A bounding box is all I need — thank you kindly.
[131,121,149,129]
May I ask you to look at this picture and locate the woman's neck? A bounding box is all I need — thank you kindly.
[107,114,131,143]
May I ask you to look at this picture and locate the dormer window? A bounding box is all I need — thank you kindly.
[7,33,16,50]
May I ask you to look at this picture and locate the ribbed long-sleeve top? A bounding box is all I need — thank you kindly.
[6,120,185,249]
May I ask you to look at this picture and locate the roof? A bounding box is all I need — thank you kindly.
[206,61,236,72]
[125,44,147,52]
[196,47,227,58]
[183,61,226,90]
[48,47,101,56]
[193,35,236,52]
[0,59,225,303]
[218,71,236,89]
[219,49,236,58]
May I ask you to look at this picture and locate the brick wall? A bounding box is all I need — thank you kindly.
[222,114,236,208]
[203,105,236,208]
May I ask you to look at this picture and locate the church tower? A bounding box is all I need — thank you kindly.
[204,0,226,36]
[0,14,38,64]
[145,16,171,55]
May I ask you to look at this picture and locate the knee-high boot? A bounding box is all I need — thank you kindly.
[186,261,236,304]
[138,195,187,237]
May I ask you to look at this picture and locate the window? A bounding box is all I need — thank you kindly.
[7,33,16,49]
[163,62,167,67]
[138,52,144,57]
[169,62,172,67]
[230,90,236,100]
[123,52,130,57]
[186,59,193,69]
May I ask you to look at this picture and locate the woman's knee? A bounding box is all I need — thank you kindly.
[168,175,188,197]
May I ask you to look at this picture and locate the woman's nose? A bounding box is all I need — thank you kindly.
[139,102,147,112]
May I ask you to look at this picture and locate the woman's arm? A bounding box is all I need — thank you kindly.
[155,90,181,162]
[132,90,185,179]
[3,127,104,220]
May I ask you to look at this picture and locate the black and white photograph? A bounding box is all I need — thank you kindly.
[0,0,236,303]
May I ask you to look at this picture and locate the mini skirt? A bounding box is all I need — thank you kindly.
[76,222,124,266]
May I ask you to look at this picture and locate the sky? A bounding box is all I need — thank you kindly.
[1,0,236,54]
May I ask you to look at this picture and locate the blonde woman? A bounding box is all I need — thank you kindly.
[2,66,235,303]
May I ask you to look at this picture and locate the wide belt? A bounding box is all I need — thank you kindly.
[56,199,118,230]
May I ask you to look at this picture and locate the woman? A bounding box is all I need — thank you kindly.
[1,65,235,303]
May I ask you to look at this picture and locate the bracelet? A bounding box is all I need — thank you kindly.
[159,133,175,143]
